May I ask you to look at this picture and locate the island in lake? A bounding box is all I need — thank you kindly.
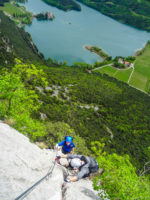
[35,12,54,20]
[85,45,109,60]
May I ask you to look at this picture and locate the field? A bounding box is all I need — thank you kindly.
[114,68,133,82]
[95,65,133,83]
[95,42,150,93]
[129,42,150,93]
[96,66,117,76]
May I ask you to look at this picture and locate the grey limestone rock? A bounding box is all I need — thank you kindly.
[0,122,102,200]
[63,179,101,200]
[0,122,63,200]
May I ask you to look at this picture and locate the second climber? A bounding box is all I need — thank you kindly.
[55,136,75,154]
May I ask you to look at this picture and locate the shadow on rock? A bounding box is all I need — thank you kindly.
[81,187,101,200]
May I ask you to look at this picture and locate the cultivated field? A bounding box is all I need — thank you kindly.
[129,42,150,93]
[95,65,133,83]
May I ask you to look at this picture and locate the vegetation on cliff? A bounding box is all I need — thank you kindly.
[1,57,150,171]
[92,142,150,200]
[0,59,150,199]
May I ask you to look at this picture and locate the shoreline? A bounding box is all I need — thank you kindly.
[85,45,109,60]
[134,41,149,57]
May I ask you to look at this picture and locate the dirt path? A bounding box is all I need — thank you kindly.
[127,63,135,83]
[92,63,113,71]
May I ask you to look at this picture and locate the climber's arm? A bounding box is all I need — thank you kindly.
[66,167,90,182]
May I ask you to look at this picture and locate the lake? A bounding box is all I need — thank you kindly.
[22,0,150,65]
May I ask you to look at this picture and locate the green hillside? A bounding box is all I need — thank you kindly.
[0,59,150,199]
[43,0,150,31]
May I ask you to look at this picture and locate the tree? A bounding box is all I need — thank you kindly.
[91,141,150,200]
[0,60,47,139]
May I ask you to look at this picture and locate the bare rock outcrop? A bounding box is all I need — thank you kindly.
[0,122,101,200]
[0,122,63,200]
[63,179,100,200]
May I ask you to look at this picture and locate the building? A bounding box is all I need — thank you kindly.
[47,12,54,20]
[124,61,130,67]
[118,58,124,64]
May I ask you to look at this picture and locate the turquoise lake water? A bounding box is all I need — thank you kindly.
[22,0,150,65]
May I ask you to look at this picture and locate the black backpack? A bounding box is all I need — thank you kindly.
[89,157,99,173]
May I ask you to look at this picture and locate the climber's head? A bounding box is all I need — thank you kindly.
[80,156,86,165]
[70,158,82,168]
[65,136,72,145]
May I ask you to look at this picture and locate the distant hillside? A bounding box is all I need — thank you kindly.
[42,0,81,11]
[77,0,150,31]
[0,11,43,65]
[41,0,150,31]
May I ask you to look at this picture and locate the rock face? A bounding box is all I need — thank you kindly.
[0,122,101,200]
[63,179,100,200]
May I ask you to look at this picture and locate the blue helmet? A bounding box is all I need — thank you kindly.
[65,136,72,143]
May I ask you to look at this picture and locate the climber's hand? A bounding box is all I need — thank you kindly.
[56,156,61,160]
[55,144,60,151]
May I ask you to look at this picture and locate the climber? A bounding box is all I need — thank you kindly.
[56,154,99,183]
[55,136,75,154]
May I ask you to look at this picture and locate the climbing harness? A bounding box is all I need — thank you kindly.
[14,150,58,200]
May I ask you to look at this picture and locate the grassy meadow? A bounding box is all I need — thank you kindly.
[114,68,133,82]
[129,42,150,93]
[96,66,117,76]
[95,65,133,83]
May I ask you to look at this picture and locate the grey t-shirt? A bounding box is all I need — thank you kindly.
[67,154,91,180]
